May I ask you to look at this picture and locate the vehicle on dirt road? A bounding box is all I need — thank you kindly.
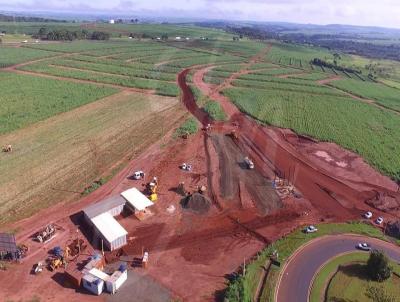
[364,211,373,219]
[244,157,254,169]
[304,225,318,233]
[132,171,145,180]
[357,243,371,251]
[376,217,384,225]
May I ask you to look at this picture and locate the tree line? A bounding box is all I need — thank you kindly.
[0,14,66,23]
[34,27,110,41]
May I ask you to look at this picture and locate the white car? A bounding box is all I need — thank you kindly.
[305,225,318,233]
[357,243,371,251]
[376,217,384,225]
[364,211,373,219]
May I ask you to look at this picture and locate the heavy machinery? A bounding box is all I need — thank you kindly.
[48,257,66,271]
[229,130,238,140]
[35,224,56,243]
[2,144,12,153]
[33,261,44,274]
[147,177,158,201]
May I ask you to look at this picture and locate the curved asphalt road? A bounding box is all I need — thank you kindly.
[276,235,400,302]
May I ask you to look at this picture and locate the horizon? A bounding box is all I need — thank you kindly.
[1,0,400,30]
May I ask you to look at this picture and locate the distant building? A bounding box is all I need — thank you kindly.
[109,19,115,24]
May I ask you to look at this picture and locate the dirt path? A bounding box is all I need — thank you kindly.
[189,47,400,221]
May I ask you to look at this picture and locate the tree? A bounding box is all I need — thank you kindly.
[367,250,392,282]
[366,285,397,302]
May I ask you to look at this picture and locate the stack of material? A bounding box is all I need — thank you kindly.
[181,193,211,214]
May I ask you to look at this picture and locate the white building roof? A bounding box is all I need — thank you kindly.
[89,268,110,281]
[91,212,127,243]
[121,188,154,211]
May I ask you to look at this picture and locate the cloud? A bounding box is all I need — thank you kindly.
[0,0,399,28]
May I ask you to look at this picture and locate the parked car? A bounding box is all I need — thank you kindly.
[376,217,384,225]
[357,243,371,251]
[305,225,318,233]
[364,211,373,219]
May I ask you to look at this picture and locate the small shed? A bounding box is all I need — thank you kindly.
[0,233,18,260]
[122,187,154,213]
[90,213,128,251]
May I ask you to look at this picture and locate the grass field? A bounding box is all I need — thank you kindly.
[326,259,400,302]
[0,71,118,134]
[0,46,56,67]
[310,252,400,302]
[0,91,186,225]
[225,222,385,302]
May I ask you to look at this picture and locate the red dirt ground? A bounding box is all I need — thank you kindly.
[1,45,399,302]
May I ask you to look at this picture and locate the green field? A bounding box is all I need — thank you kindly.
[224,86,400,181]
[0,46,56,67]
[326,260,400,302]
[329,78,400,111]
[0,71,118,134]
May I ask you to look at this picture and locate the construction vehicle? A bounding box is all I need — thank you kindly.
[35,224,56,243]
[33,261,44,274]
[132,170,145,180]
[198,185,207,195]
[180,163,192,171]
[229,130,238,140]
[244,157,254,169]
[147,177,158,201]
[48,257,66,271]
[177,182,187,196]
[2,144,12,153]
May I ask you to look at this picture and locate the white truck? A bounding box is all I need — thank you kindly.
[244,157,254,169]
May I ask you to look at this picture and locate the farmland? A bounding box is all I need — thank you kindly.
[329,78,400,111]
[0,91,186,224]
[0,71,118,134]
[0,47,57,67]
[7,40,249,96]
[224,86,400,180]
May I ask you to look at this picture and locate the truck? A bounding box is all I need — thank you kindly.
[244,157,254,169]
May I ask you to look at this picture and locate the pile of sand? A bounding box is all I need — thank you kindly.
[181,193,211,214]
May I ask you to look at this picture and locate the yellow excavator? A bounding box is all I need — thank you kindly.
[147,177,158,202]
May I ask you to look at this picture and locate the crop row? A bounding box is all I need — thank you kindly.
[18,63,180,96]
[0,71,118,134]
[0,47,57,67]
[224,87,400,180]
[329,79,400,111]
[231,79,345,97]
[42,58,177,81]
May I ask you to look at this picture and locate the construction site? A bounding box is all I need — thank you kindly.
[1,57,400,302]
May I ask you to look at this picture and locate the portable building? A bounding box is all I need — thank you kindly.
[105,267,128,294]
[82,273,105,295]
[90,212,128,251]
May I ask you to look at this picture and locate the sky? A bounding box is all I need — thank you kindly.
[1,0,400,29]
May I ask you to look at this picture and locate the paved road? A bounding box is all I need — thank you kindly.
[276,235,400,302]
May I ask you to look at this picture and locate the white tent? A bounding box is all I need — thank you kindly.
[121,188,154,211]
[91,212,128,250]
